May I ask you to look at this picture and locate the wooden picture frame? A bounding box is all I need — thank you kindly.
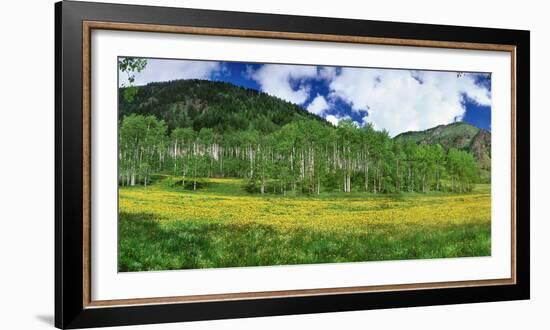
[55,1,530,328]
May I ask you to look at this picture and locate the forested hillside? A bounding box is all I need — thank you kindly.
[119,79,324,133]
[395,122,491,167]
[118,79,488,194]
[395,122,491,182]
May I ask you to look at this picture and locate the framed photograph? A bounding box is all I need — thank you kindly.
[55,1,530,328]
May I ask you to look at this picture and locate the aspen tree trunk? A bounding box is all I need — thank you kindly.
[209,155,213,178]
[408,165,411,192]
[249,146,253,178]
[131,167,135,186]
[378,165,382,193]
[364,163,369,192]
[220,151,224,177]
[435,169,439,191]
[396,160,399,192]
[261,165,265,195]
[372,167,378,194]
[317,177,320,195]
[193,166,197,191]
[343,175,346,192]
[300,150,305,180]
[412,169,414,192]
[422,170,426,192]
[343,174,346,192]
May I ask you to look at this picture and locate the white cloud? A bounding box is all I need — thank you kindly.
[306,94,330,115]
[318,66,337,81]
[325,114,351,126]
[119,59,221,86]
[329,69,491,136]
[250,64,318,104]
[325,115,339,126]
[244,65,255,79]
[213,62,230,78]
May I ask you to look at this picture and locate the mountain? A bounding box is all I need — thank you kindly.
[395,122,491,170]
[120,79,490,171]
[119,79,325,133]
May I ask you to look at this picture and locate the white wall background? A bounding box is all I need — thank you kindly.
[0,0,546,329]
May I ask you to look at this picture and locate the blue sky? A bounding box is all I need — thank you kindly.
[119,57,492,136]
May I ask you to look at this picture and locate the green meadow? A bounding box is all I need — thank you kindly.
[118,176,491,272]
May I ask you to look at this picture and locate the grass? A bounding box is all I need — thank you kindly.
[118,176,491,272]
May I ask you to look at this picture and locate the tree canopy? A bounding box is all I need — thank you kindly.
[119,113,481,194]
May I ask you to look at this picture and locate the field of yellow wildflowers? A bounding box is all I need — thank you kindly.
[118,176,491,271]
